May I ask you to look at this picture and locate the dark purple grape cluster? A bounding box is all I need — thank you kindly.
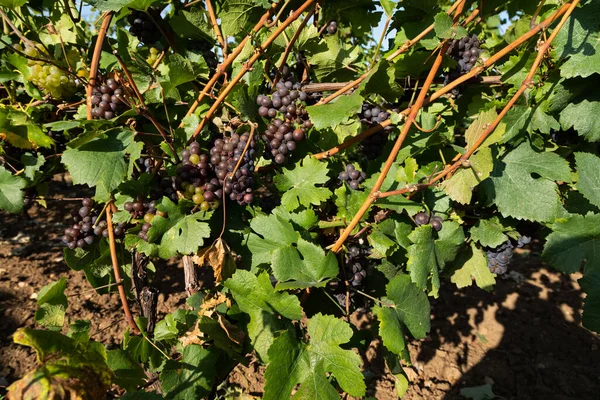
[260,119,306,164]
[189,39,218,75]
[209,132,257,205]
[444,34,481,97]
[258,192,281,213]
[127,9,161,45]
[338,164,366,190]
[91,78,125,120]
[414,212,443,232]
[446,34,481,73]
[62,198,124,249]
[486,236,531,275]
[358,103,394,159]
[326,20,338,35]
[123,197,167,241]
[345,244,369,287]
[256,70,312,164]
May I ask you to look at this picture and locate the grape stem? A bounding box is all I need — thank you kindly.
[348,0,581,239]
[272,5,316,87]
[330,4,469,253]
[106,202,140,335]
[316,0,468,106]
[112,50,180,163]
[312,2,572,160]
[188,0,317,142]
[87,12,113,120]
[205,0,227,57]
[180,2,279,125]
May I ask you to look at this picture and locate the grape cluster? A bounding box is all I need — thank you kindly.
[258,192,281,213]
[18,44,77,99]
[136,157,155,174]
[486,236,530,275]
[338,164,366,190]
[209,132,257,205]
[127,9,161,44]
[257,74,311,164]
[62,198,124,249]
[190,40,218,75]
[446,34,481,73]
[345,244,369,287]
[90,78,125,120]
[124,198,160,241]
[177,142,219,210]
[358,103,393,159]
[326,20,338,35]
[414,212,443,232]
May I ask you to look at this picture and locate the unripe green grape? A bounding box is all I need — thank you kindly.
[200,201,210,211]
[193,194,204,205]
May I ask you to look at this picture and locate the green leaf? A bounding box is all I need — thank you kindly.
[306,35,361,81]
[440,147,493,204]
[543,213,600,274]
[169,8,213,41]
[579,271,600,333]
[21,152,45,183]
[433,12,467,39]
[0,166,26,213]
[451,243,496,290]
[380,0,397,17]
[373,305,406,356]
[575,152,600,208]
[552,0,600,79]
[560,96,600,142]
[0,0,28,7]
[247,213,299,268]
[85,0,160,12]
[469,217,507,248]
[263,314,365,400]
[61,129,139,201]
[273,238,338,289]
[158,212,211,258]
[359,60,404,102]
[485,142,569,222]
[35,278,68,330]
[224,271,302,361]
[160,345,217,400]
[465,109,504,149]
[306,91,363,130]
[160,54,206,100]
[218,0,264,39]
[407,222,464,296]
[385,274,430,340]
[106,349,146,392]
[274,157,332,211]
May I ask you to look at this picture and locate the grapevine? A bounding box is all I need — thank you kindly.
[0,1,597,399]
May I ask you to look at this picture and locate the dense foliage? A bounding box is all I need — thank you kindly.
[1,0,599,398]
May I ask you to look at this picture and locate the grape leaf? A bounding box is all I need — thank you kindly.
[451,243,496,290]
[306,91,363,130]
[218,0,264,39]
[579,271,600,333]
[575,152,600,208]
[247,213,299,268]
[559,96,600,142]
[306,35,361,81]
[35,278,68,331]
[85,0,160,12]
[469,217,507,248]
[224,271,302,361]
[160,54,207,100]
[434,12,467,39]
[0,0,27,7]
[106,349,146,392]
[273,238,338,289]
[359,60,404,102]
[552,0,600,79]
[160,345,217,400]
[263,314,365,400]
[465,109,504,149]
[542,213,600,274]
[374,274,430,357]
[169,8,214,41]
[0,166,26,213]
[407,221,464,296]
[61,128,140,201]
[440,147,493,204]
[484,142,570,222]
[158,212,211,258]
[274,156,332,211]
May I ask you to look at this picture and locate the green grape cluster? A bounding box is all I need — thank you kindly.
[19,44,77,99]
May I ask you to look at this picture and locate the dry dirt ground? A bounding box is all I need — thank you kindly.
[1,198,599,399]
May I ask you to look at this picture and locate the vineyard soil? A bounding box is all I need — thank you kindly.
[1,193,598,399]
